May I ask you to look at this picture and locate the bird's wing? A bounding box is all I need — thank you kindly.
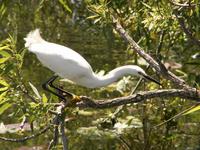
[30,42,94,82]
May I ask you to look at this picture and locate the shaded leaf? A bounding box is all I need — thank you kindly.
[0,50,11,57]
[0,103,12,115]
[58,0,72,13]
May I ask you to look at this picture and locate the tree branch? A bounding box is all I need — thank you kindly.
[174,12,200,47]
[111,15,186,87]
[0,125,50,142]
[169,0,199,8]
[76,89,200,109]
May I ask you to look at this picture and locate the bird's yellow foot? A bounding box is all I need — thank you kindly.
[72,94,81,103]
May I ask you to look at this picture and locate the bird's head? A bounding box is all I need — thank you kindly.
[135,67,161,85]
[24,29,44,48]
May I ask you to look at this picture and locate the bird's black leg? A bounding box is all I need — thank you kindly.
[42,75,77,100]
[42,75,66,100]
[48,77,74,98]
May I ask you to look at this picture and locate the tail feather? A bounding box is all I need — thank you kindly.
[24,29,44,48]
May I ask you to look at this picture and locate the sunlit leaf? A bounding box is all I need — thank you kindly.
[141,2,152,9]
[0,91,7,101]
[29,102,39,108]
[0,57,10,64]
[0,79,9,87]
[87,15,99,20]
[0,86,8,92]
[29,82,41,100]
[0,45,11,51]
[94,17,102,24]
[42,93,48,103]
[183,104,200,115]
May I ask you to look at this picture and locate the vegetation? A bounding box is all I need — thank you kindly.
[0,0,200,149]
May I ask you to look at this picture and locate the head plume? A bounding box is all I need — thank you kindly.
[24,29,44,48]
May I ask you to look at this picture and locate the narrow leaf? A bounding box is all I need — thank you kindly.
[0,103,12,115]
[0,91,7,101]
[0,86,8,92]
[183,104,200,115]
[0,50,11,57]
[0,79,9,87]
[42,93,48,103]
[0,46,11,51]
[87,15,99,20]
[29,82,41,100]
[58,0,72,13]
[0,57,10,64]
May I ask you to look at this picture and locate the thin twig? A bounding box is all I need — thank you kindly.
[154,103,200,128]
[169,0,198,8]
[174,11,200,47]
[0,125,50,142]
[115,133,132,150]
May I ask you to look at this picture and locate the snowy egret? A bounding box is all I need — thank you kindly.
[24,29,160,100]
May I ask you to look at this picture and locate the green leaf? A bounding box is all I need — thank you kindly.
[94,17,102,24]
[0,91,7,101]
[0,57,10,64]
[0,46,11,51]
[87,15,99,20]
[0,103,12,115]
[0,86,8,92]
[58,0,72,13]
[183,104,200,115]
[0,50,11,57]
[42,93,48,103]
[141,2,152,9]
[29,82,41,100]
[0,79,9,87]
[2,63,14,74]
[29,102,39,108]
[20,48,27,59]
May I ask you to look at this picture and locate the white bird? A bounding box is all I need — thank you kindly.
[24,29,160,100]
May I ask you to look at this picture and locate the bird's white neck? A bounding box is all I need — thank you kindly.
[85,65,142,88]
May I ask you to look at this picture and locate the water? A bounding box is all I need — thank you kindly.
[1,1,200,150]
[0,2,132,149]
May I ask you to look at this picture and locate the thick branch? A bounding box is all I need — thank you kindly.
[76,89,200,109]
[111,16,186,87]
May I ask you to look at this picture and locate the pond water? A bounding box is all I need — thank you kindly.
[0,1,137,149]
[1,1,200,150]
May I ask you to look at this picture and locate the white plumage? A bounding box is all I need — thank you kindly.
[24,29,160,88]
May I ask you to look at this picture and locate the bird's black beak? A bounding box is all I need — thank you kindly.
[141,73,161,85]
